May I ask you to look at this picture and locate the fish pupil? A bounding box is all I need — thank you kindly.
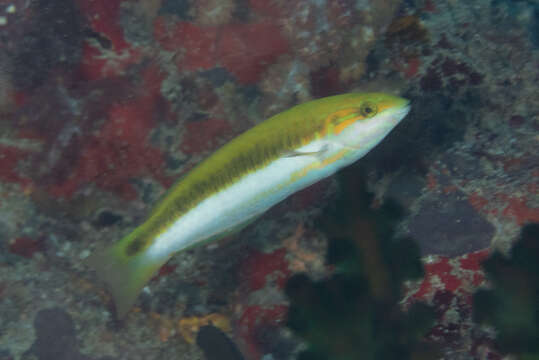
[360,102,377,117]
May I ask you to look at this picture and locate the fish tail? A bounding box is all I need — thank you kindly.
[85,233,168,318]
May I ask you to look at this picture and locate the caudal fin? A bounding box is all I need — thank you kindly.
[85,239,168,318]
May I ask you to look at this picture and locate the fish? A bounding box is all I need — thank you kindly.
[86,92,411,317]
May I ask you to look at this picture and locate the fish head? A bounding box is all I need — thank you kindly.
[324,93,410,151]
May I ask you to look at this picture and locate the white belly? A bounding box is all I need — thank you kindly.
[146,139,365,260]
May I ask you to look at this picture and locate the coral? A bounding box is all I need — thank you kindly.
[473,223,539,358]
[285,168,439,360]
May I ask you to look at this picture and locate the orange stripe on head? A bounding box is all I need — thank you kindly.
[334,115,361,135]
[323,108,362,136]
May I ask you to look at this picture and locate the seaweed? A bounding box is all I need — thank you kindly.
[473,223,539,359]
[284,166,440,360]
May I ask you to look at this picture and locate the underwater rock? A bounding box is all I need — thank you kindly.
[0,0,537,359]
[409,191,495,256]
[196,325,244,360]
[23,308,116,360]
[93,210,123,228]
[9,0,84,89]
[179,313,231,344]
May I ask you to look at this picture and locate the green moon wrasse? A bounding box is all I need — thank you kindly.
[86,92,411,317]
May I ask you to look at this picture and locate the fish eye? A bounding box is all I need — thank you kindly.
[360,102,377,117]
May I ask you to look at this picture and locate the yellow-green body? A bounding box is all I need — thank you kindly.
[87,92,410,317]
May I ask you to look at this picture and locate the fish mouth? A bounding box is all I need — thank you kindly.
[392,102,411,121]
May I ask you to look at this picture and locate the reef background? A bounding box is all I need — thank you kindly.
[0,0,537,359]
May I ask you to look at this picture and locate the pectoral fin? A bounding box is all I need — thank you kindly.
[284,144,329,158]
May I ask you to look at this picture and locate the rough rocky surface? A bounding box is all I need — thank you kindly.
[0,0,537,359]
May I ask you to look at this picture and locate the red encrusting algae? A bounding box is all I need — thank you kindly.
[154,19,219,71]
[501,196,539,226]
[468,192,489,213]
[9,236,46,258]
[48,96,168,200]
[76,0,130,51]
[218,23,289,84]
[76,0,143,81]
[153,18,289,83]
[48,66,171,200]
[459,249,489,272]
[237,305,288,360]
[240,248,291,291]
[180,118,231,154]
[247,0,285,18]
[0,145,32,187]
[404,57,421,78]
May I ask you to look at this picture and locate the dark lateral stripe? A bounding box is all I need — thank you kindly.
[121,93,379,255]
